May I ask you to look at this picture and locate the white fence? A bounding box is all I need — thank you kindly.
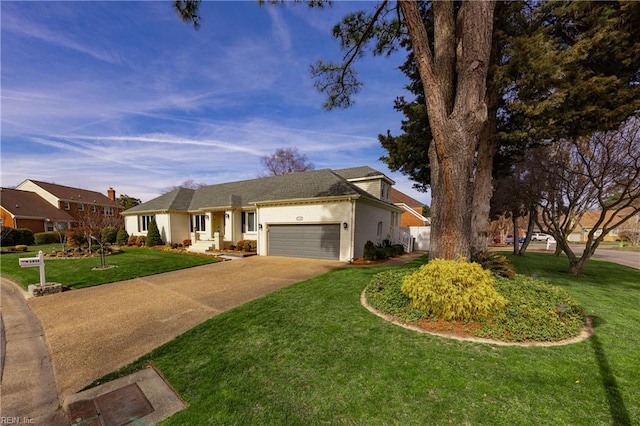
[406,226,431,251]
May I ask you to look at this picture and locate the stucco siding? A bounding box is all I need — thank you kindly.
[258,201,354,261]
[353,201,394,258]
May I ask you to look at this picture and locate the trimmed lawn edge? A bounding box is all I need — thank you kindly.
[360,289,595,347]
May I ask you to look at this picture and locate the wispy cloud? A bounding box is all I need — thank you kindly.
[2,10,122,64]
[1,1,430,205]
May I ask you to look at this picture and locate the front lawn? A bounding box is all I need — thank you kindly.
[101,253,639,425]
[0,246,219,289]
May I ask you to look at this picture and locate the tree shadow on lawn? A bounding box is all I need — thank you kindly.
[590,316,631,426]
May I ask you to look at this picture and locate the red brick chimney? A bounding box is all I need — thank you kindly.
[107,187,116,201]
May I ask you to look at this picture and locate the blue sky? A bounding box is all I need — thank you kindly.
[1,1,430,205]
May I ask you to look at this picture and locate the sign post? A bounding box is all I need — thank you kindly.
[19,250,46,286]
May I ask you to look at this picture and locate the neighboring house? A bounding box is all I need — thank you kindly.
[390,188,430,251]
[15,180,123,228]
[391,188,429,227]
[123,166,408,262]
[568,208,640,242]
[0,187,75,233]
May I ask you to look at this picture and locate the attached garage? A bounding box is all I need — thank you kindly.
[268,224,341,260]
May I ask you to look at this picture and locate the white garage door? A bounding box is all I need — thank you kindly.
[268,224,340,260]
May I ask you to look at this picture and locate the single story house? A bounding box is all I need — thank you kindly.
[567,208,640,242]
[123,166,408,261]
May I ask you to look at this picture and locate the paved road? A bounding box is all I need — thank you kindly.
[0,278,68,424]
[591,248,640,269]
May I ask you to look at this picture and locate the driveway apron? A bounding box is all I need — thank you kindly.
[26,256,339,400]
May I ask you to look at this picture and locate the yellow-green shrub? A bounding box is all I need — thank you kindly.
[401,258,507,321]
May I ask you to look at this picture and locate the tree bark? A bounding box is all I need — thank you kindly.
[400,0,495,260]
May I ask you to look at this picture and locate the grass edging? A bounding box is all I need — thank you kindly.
[360,289,594,347]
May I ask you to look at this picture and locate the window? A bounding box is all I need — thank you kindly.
[103,207,114,217]
[139,215,154,232]
[190,214,206,232]
[92,205,97,213]
[63,201,70,210]
[78,203,84,211]
[45,221,54,232]
[242,211,256,233]
[380,183,390,200]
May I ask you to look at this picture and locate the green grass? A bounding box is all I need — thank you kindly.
[0,245,218,289]
[99,253,639,425]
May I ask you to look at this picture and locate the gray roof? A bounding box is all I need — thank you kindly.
[333,166,394,183]
[123,188,195,214]
[124,167,395,214]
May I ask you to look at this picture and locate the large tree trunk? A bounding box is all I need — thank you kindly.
[401,0,495,260]
[470,13,501,257]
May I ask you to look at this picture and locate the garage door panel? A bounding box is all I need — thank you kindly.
[269,225,340,260]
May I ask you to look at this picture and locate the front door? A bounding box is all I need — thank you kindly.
[191,214,208,240]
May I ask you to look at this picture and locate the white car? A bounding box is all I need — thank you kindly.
[532,232,554,241]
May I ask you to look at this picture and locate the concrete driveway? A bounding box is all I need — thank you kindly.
[27,256,339,400]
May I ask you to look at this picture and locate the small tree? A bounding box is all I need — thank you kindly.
[145,219,163,247]
[116,227,129,245]
[533,119,640,275]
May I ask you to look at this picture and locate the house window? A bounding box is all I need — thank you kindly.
[103,207,114,217]
[78,203,84,211]
[190,214,206,232]
[380,183,390,200]
[139,215,154,232]
[242,211,256,233]
[92,205,97,213]
[63,201,70,210]
[45,221,54,232]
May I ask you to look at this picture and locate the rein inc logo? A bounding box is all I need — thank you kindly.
[1,418,35,424]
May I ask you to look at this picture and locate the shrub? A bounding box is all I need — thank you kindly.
[392,244,405,256]
[375,247,388,260]
[363,241,376,261]
[116,227,129,245]
[236,240,257,251]
[1,228,35,246]
[471,251,517,278]
[145,219,163,247]
[34,231,60,245]
[102,226,118,244]
[66,229,86,248]
[136,235,146,246]
[128,235,138,246]
[401,258,507,321]
[14,245,28,252]
[182,239,192,247]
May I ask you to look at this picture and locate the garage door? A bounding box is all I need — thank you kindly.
[268,224,340,260]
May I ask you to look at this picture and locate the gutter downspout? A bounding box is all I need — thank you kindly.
[350,197,357,261]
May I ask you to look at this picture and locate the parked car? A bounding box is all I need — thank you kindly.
[505,235,514,244]
[531,232,552,241]
[493,236,501,244]
[519,236,526,243]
